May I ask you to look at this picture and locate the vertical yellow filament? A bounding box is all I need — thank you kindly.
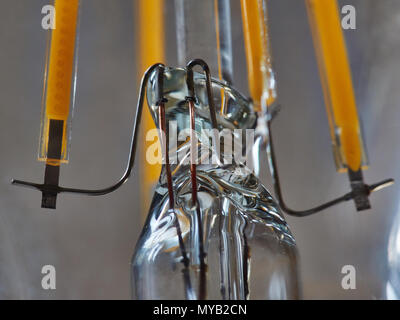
[306,0,362,172]
[41,0,79,163]
[214,0,223,82]
[240,0,275,111]
[138,0,165,215]
[214,0,227,114]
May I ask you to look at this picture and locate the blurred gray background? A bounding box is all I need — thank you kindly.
[0,0,399,299]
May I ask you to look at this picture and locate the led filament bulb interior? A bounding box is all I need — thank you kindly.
[239,0,394,213]
[10,1,396,301]
[131,65,300,300]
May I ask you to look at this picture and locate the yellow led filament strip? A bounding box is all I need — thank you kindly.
[240,0,276,112]
[39,0,80,165]
[306,0,367,172]
[138,0,165,214]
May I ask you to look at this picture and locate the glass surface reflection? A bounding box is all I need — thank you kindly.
[131,68,300,299]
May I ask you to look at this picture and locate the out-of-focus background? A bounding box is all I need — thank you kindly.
[0,0,399,299]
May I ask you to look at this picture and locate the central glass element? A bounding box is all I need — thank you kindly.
[131,67,300,300]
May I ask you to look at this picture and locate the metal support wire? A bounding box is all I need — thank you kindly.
[156,66,194,299]
[265,109,394,217]
[185,58,220,300]
[12,63,164,200]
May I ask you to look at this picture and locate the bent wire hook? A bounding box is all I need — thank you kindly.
[12,63,165,207]
[264,107,394,217]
